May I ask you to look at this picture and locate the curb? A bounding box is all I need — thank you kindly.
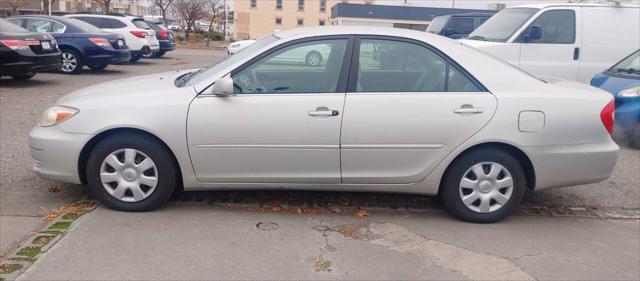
[0,199,99,281]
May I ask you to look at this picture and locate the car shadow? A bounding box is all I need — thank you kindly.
[0,78,60,88]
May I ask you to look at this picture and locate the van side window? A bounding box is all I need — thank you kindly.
[521,10,575,44]
[448,18,474,34]
[355,39,481,92]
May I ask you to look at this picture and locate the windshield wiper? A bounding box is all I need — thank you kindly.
[609,67,640,74]
[176,68,206,86]
[466,35,487,41]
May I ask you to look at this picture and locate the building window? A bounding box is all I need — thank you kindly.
[276,0,282,10]
[298,0,304,11]
[275,17,282,25]
[320,0,326,12]
[297,18,304,26]
[250,0,256,8]
[319,19,325,26]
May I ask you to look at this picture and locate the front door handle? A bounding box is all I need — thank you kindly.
[573,47,580,60]
[308,106,339,117]
[454,105,483,114]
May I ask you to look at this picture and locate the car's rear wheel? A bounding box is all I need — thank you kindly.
[440,148,526,223]
[130,54,142,63]
[11,72,35,80]
[89,64,108,71]
[86,132,177,211]
[305,51,322,66]
[61,50,83,74]
[142,46,153,58]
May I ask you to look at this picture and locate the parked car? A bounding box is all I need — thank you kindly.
[227,39,256,55]
[65,14,159,62]
[166,23,180,32]
[426,13,495,39]
[7,15,130,74]
[30,27,618,223]
[0,18,61,80]
[460,3,640,82]
[145,21,175,58]
[590,49,640,147]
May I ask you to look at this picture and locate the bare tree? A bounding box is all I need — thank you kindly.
[152,0,174,24]
[173,0,208,40]
[92,0,111,13]
[205,0,222,47]
[3,0,22,15]
[43,0,57,15]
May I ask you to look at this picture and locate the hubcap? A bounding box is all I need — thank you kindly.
[61,52,77,72]
[100,148,158,203]
[459,162,514,213]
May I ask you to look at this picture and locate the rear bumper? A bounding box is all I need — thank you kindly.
[525,139,619,190]
[85,49,131,65]
[0,52,61,75]
[29,125,91,185]
[159,40,175,52]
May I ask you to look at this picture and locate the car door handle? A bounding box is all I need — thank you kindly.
[308,107,339,117]
[454,106,483,114]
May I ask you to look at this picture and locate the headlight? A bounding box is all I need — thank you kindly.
[230,43,240,48]
[619,86,640,97]
[40,105,79,127]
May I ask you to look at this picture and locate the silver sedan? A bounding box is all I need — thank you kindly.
[30,26,618,223]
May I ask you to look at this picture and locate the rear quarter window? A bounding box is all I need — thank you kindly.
[132,19,150,29]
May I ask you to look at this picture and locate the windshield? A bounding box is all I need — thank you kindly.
[132,19,151,29]
[611,50,640,73]
[182,34,280,86]
[467,8,538,42]
[66,18,105,33]
[0,18,28,32]
[426,16,448,33]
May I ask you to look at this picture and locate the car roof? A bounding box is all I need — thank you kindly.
[65,14,127,20]
[512,3,639,9]
[274,26,450,44]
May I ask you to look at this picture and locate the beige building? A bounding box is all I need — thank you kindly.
[234,0,373,40]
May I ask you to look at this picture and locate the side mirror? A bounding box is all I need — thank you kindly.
[209,75,234,96]
[526,25,542,41]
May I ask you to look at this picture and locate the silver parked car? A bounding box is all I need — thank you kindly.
[30,27,618,223]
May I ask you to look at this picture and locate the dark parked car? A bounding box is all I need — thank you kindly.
[8,15,131,74]
[590,49,640,147]
[426,13,495,39]
[0,18,61,80]
[145,21,175,58]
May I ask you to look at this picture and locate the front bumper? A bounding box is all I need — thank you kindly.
[29,125,92,184]
[525,139,619,190]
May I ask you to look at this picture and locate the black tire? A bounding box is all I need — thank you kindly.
[142,46,153,58]
[89,64,108,71]
[86,132,177,211]
[60,49,83,74]
[440,148,526,223]
[130,54,142,63]
[154,51,166,58]
[305,51,322,66]
[11,72,35,80]
[628,123,640,149]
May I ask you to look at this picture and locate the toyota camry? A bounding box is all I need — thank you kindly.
[29,27,618,223]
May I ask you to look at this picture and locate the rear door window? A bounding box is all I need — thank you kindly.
[519,10,576,44]
[354,39,481,92]
[26,19,53,33]
[132,19,151,29]
[106,18,127,28]
[77,17,108,28]
[52,22,66,33]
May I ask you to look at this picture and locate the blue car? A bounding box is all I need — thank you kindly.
[8,15,131,74]
[590,49,640,147]
[145,21,175,58]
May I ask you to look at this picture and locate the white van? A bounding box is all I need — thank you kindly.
[459,3,640,82]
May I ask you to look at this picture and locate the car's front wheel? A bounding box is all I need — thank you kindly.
[440,148,526,223]
[86,132,177,211]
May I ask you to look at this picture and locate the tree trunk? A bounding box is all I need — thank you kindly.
[205,16,215,47]
[104,0,110,13]
[185,23,192,40]
[161,8,167,24]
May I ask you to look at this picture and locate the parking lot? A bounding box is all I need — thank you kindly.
[1,48,639,280]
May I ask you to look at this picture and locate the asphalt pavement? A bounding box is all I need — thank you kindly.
[1,47,639,280]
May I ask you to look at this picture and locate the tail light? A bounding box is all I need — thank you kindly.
[0,39,30,50]
[130,30,147,38]
[88,37,110,47]
[600,99,615,134]
[159,30,168,40]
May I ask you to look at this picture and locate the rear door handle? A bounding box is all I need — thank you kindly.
[308,106,339,117]
[454,106,483,114]
[573,47,580,60]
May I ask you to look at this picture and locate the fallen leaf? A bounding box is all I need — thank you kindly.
[47,186,63,193]
[330,207,342,213]
[354,208,369,218]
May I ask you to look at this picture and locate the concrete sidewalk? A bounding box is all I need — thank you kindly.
[18,203,640,280]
